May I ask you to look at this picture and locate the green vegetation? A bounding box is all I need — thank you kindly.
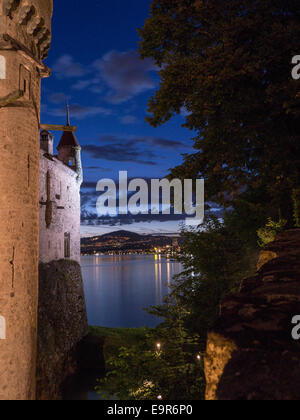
[95,324,204,400]
[88,326,150,361]
[257,218,288,248]
[138,0,299,225]
[96,0,299,401]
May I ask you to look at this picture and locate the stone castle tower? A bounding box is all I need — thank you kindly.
[57,109,83,184]
[0,0,52,400]
[39,110,83,264]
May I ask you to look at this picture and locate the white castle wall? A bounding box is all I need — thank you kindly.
[39,151,81,264]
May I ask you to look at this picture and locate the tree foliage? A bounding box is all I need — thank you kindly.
[96,324,205,400]
[138,0,300,220]
[161,206,261,339]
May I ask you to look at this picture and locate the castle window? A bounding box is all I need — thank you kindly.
[64,233,71,259]
[0,315,6,340]
[0,56,6,80]
[19,64,31,100]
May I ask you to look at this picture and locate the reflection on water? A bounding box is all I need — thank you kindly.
[81,254,183,328]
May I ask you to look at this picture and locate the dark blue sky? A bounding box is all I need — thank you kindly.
[42,0,194,236]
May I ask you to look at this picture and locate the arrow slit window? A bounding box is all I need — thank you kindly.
[0,56,6,79]
[0,315,6,340]
[64,233,71,259]
[19,64,31,100]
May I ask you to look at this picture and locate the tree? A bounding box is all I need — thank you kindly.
[159,204,262,339]
[97,325,205,400]
[138,0,300,223]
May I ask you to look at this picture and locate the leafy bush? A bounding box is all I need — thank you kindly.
[257,218,287,248]
[96,326,205,400]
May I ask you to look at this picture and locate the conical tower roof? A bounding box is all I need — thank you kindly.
[57,131,80,149]
[57,104,80,149]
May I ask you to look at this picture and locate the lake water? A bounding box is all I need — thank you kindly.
[81,254,183,328]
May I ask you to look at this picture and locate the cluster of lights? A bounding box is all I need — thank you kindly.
[156,342,201,362]
[154,342,201,400]
[155,344,163,400]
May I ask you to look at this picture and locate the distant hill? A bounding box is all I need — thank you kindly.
[97,230,142,241]
[81,230,176,254]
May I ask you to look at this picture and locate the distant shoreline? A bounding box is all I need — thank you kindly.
[80,229,181,257]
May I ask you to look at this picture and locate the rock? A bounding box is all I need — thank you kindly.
[36,260,88,400]
[204,229,300,400]
[257,251,278,271]
[204,332,237,401]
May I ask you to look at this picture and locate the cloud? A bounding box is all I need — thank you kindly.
[82,181,98,190]
[48,92,69,104]
[82,142,157,166]
[81,190,98,209]
[81,134,189,166]
[81,210,186,227]
[71,78,103,93]
[93,51,157,104]
[52,55,87,79]
[120,115,139,125]
[50,50,157,104]
[145,137,187,149]
[48,104,112,120]
[86,166,112,172]
[95,134,188,150]
[71,80,93,90]
[89,85,103,94]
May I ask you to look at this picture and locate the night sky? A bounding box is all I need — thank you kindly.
[41,0,194,236]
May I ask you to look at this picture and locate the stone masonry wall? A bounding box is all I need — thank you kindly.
[0,0,52,400]
[37,260,88,400]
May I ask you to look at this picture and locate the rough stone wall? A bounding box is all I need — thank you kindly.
[205,229,300,400]
[39,151,81,264]
[36,260,88,400]
[0,0,52,400]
